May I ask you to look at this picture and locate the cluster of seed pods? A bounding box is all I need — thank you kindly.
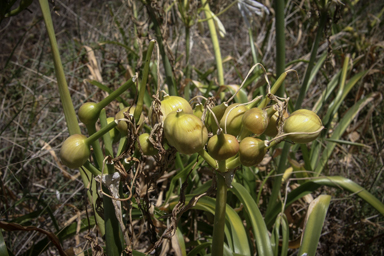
[60,85,323,171]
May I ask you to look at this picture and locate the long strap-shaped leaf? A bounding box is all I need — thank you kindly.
[170,195,251,255]
[314,92,380,176]
[230,182,273,256]
[265,176,384,227]
[298,195,331,256]
[0,228,9,256]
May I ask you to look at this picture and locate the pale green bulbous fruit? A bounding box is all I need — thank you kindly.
[136,133,158,156]
[283,109,322,143]
[239,137,267,167]
[205,103,228,134]
[115,107,135,135]
[106,117,120,142]
[164,109,208,155]
[264,109,289,137]
[220,103,247,136]
[150,95,193,124]
[78,102,99,125]
[193,103,204,119]
[207,131,239,160]
[60,134,90,169]
[242,108,269,136]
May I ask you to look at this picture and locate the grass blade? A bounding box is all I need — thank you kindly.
[0,229,9,256]
[265,176,384,227]
[298,195,331,256]
[230,182,273,256]
[314,92,380,176]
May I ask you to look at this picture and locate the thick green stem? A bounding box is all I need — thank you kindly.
[212,160,227,256]
[147,5,177,95]
[248,28,265,96]
[295,10,327,110]
[39,0,80,136]
[85,124,104,169]
[134,40,156,121]
[86,121,117,147]
[198,149,217,169]
[184,25,191,100]
[265,142,290,224]
[202,0,224,86]
[275,0,286,97]
[99,78,135,110]
[39,0,105,235]
[99,109,114,157]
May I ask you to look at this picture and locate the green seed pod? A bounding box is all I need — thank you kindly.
[136,133,158,156]
[150,95,193,124]
[193,103,204,119]
[78,102,100,125]
[60,134,90,169]
[239,137,267,167]
[283,109,322,143]
[264,109,289,137]
[242,108,269,136]
[206,102,228,134]
[115,107,135,135]
[220,103,247,136]
[164,109,208,155]
[106,117,120,142]
[207,129,239,160]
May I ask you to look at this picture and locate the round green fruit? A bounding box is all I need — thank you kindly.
[207,130,239,160]
[78,102,100,125]
[60,134,90,169]
[283,109,322,143]
[115,107,135,135]
[239,137,267,167]
[242,108,269,136]
[150,95,193,124]
[136,133,158,156]
[164,109,208,155]
[264,109,289,137]
[220,103,247,136]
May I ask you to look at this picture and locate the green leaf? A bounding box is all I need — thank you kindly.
[188,242,211,256]
[170,195,251,255]
[314,92,379,176]
[298,195,331,256]
[324,138,370,147]
[265,176,384,227]
[176,227,187,256]
[165,154,200,203]
[26,216,96,255]
[0,229,9,256]
[225,85,248,103]
[280,214,289,256]
[230,182,273,256]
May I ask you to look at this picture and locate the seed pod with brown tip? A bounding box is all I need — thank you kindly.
[239,137,267,167]
[164,109,208,155]
[283,109,322,143]
[207,129,239,160]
